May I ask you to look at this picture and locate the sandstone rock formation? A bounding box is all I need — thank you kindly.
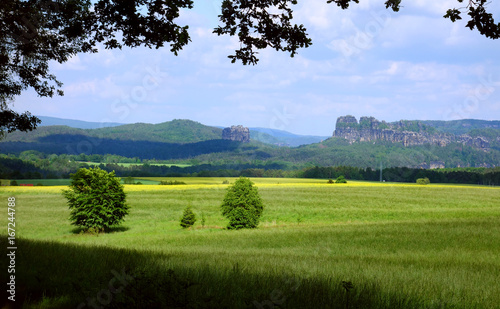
[222,125,250,143]
[333,116,490,149]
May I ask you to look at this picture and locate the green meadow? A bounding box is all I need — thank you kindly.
[1,179,499,308]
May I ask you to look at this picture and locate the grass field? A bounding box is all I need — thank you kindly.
[4,179,72,186]
[2,178,162,186]
[1,178,499,308]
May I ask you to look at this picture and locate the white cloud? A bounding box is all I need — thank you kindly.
[407,0,458,16]
[296,0,338,31]
[64,80,98,96]
[52,55,86,71]
[238,103,267,112]
[90,46,126,67]
[385,62,399,75]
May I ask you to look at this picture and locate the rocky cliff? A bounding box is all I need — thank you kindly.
[333,116,490,149]
[222,125,250,143]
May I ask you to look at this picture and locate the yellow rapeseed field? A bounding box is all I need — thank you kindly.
[1,178,496,194]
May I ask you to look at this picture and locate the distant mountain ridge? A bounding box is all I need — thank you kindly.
[36,115,500,149]
[1,116,500,168]
[37,116,328,147]
[250,128,328,147]
[38,116,124,129]
[12,119,222,144]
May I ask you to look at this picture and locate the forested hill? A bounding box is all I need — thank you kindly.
[36,116,328,147]
[91,120,222,143]
[3,119,223,144]
[421,119,500,135]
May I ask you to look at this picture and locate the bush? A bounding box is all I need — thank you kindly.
[10,180,18,186]
[327,179,334,184]
[200,212,206,227]
[221,177,264,230]
[159,180,186,185]
[62,167,129,232]
[335,176,347,183]
[222,180,230,184]
[180,205,197,228]
[416,177,430,185]
[123,176,135,184]
[79,226,103,236]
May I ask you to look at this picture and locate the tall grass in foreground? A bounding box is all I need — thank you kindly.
[1,181,499,308]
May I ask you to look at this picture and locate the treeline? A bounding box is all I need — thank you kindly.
[301,166,500,185]
[91,162,293,178]
[0,153,293,179]
[1,154,499,186]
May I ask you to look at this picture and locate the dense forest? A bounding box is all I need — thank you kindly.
[1,152,499,186]
[0,135,243,159]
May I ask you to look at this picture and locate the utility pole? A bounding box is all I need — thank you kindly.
[379,161,383,182]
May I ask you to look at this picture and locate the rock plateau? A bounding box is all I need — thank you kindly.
[333,116,489,149]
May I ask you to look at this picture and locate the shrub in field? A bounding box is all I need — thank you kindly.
[80,226,103,235]
[10,180,18,186]
[336,176,347,183]
[180,205,197,228]
[201,212,206,227]
[296,212,304,225]
[416,177,430,185]
[327,179,334,184]
[62,167,129,232]
[221,177,264,230]
[123,176,135,184]
[160,180,186,185]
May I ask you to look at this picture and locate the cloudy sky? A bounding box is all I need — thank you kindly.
[12,0,500,136]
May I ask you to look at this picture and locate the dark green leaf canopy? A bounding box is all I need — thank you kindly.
[214,0,312,65]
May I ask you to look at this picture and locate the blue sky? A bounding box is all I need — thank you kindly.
[12,0,500,136]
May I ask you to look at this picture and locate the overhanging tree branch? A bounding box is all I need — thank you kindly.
[214,0,312,65]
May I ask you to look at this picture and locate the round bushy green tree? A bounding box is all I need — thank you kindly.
[416,177,430,185]
[336,176,347,183]
[62,167,129,232]
[221,177,264,230]
[180,205,197,228]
